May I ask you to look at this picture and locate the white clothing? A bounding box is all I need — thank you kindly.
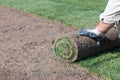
[100,0,120,28]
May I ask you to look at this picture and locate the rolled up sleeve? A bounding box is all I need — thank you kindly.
[100,0,120,24]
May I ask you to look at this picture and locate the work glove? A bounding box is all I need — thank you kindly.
[78,28,105,46]
[118,34,120,38]
[115,20,120,38]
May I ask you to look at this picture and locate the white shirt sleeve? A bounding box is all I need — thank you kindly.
[100,0,120,24]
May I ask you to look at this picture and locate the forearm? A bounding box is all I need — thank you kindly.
[97,0,120,33]
[95,21,114,33]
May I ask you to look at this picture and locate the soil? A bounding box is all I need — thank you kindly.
[0,5,104,80]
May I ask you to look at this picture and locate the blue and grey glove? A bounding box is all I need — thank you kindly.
[115,20,120,38]
[78,28,105,46]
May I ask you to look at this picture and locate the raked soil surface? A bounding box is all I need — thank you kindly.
[0,5,104,80]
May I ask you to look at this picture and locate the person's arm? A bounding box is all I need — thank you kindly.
[78,0,120,46]
[95,21,114,34]
[97,0,120,33]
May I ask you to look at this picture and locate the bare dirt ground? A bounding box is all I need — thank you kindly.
[0,5,104,80]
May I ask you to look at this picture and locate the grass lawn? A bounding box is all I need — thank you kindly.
[0,0,107,28]
[0,0,120,80]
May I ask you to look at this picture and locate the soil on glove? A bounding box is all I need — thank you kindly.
[0,5,104,80]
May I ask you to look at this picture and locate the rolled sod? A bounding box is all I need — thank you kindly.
[54,28,120,62]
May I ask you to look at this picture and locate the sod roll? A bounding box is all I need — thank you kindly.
[54,28,120,62]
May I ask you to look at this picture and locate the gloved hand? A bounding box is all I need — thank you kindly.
[78,28,105,46]
[115,20,120,38]
[115,20,120,31]
[118,34,120,38]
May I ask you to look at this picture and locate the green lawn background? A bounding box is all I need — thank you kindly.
[0,0,120,80]
[0,0,107,28]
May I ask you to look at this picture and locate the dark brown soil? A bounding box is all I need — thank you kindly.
[0,5,104,80]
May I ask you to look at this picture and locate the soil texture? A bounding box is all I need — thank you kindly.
[0,5,104,80]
